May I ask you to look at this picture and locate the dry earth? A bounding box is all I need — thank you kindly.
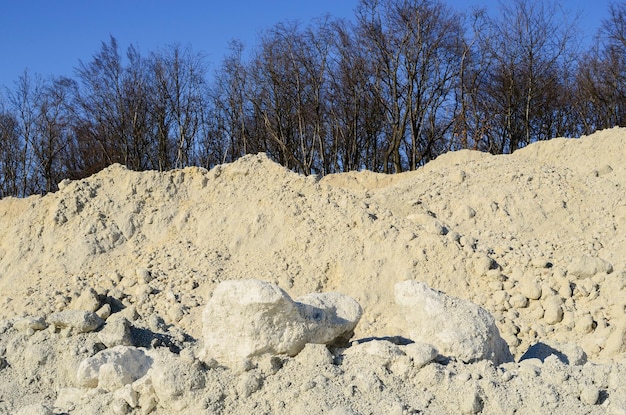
[0,127,625,414]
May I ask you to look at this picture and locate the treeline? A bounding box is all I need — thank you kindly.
[1,0,625,197]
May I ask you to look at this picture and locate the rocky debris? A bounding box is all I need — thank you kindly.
[395,280,512,364]
[0,129,625,413]
[201,279,362,366]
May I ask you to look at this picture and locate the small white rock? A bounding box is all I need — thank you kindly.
[568,256,613,279]
[70,287,102,312]
[403,342,438,369]
[580,385,600,405]
[113,384,139,408]
[96,303,112,319]
[77,346,153,390]
[521,282,542,301]
[48,310,104,333]
[136,268,153,283]
[509,294,529,309]
[576,314,595,334]
[13,316,47,331]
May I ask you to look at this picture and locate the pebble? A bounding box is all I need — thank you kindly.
[70,287,102,312]
[580,385,600,405]
[96,303,112,320]
[509,294,529,308]
[13,316,47,331]
[136,268,153,284]
[48,310,104,333]
[543,300,564,325]
[521,282,542,300]
[576,314,595,334]
[460,386,483,414]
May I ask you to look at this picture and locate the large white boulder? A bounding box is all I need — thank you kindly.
[395,280,512,364]
[202,279,362,366]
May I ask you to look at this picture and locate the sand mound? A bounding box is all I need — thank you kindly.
[0,128,625,414]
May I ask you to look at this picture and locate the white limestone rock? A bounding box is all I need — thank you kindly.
[113,384,139,409]
[76,346,153,390]
[13,316,47,332]
[48,310,104,333]
[580,385,600,405]
[543,296,564,325]
[98,316,134,347]
[520,281,542,301]
[148,350,206,405]
[294,343,335,367]
[394,280,512,364]
[70,287,102,312]
[201,279,362,366]
[601,321,626,357]
[296,291,362,347]
[403,342,439,369]
[343,339,405,368]
[567,255,613,279]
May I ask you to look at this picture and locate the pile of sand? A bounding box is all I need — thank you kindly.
[0,128,624,414]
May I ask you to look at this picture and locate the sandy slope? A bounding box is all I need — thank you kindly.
[0,128,624,414]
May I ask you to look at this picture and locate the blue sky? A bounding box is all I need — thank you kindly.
[0,0,612,89]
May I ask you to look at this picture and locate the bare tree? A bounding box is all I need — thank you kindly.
[576,2,626,131]
[356,0,463,172]
[0,110,22,197]
[152,44,207,168]
[328,19,385,172]
[6,70,41,195]
[249,21,316,174]
[210,40,251,164]
[148,53,174,170]
[75,36,129,170]
[122,45,152,170]
[33,77,77,193]
[299,17,333,175]
[480,0,578,153]
[453,8,494,151]
[356,0,409,172]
